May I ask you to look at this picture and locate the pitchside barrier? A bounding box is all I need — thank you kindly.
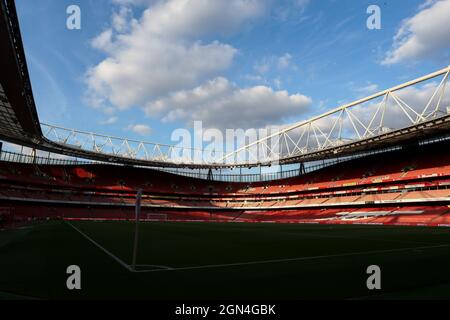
[0,207,55,229]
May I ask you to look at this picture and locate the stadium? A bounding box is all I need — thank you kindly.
[1,0,450,302]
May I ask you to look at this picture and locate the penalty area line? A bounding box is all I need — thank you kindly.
[134,264,174,270]
[65,221,173,272]
[66,221,133,272]
[133,243,450,273]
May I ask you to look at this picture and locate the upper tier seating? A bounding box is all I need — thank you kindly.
[1,142,450,197]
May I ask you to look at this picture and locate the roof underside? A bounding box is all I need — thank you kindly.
[0,0,41,145]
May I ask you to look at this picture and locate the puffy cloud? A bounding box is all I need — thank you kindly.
[86,39,236,109]
[111,6,134,33]
[144,77,312,129]
[128,124,152,136]
[86,0,269,110]
[86,0,313,132]
[137,0,269,38]
[383,0,450,65]
[90,29,114,52]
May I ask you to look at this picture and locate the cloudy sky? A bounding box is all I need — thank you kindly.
[14,0,450,146]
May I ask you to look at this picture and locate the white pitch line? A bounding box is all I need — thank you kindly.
[133,243,450,273]
[135,264,174,270]
[66,221,133,272]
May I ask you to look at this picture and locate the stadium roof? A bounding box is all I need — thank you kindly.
[1,0,449,169]
[0,0,41,145]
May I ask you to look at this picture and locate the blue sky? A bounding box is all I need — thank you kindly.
[14,0,450,146]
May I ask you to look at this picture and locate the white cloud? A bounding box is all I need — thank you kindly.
[86,1,312,132]
[383,0,450,65]
[111,6,134,33]
[419,0,438,10]
[90,29,114,52]
[144,77,312,130]
[137,0,268,38]
[100,116,118,125]
[86,0,269,110]
[128,124,152,136]
[86,40,236,109]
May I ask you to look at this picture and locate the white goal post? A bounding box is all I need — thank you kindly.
[131,189,168,272]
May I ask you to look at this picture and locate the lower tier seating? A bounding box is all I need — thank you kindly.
[2,203,450,228]
[1,140,450,228]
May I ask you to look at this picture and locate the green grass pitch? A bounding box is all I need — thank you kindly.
[2,220,450,299]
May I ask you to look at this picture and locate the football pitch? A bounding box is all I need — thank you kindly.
[2,220,450,299]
